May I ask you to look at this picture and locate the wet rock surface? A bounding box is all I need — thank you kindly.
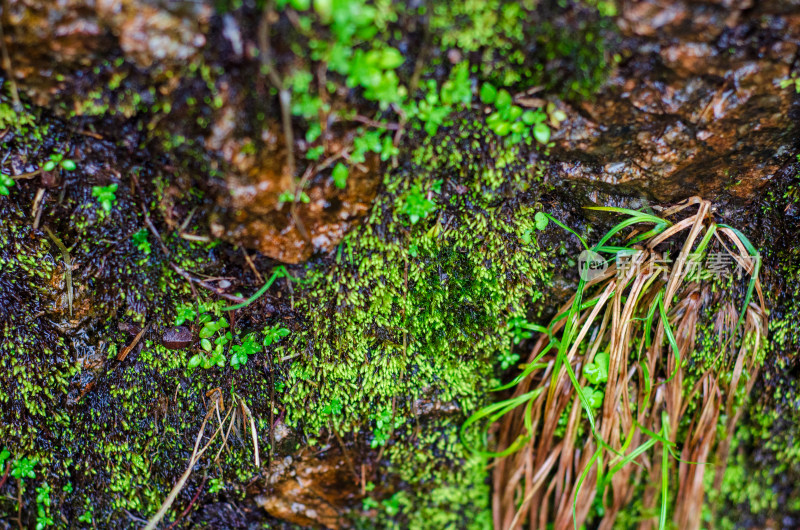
[253,449,360,529]
[550,0,800,202]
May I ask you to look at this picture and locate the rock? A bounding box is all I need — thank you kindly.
[209,125,381,264]
[253,448,360,529]
[4,0,210,105]
[161,325,193,350]
[550,0,800,202]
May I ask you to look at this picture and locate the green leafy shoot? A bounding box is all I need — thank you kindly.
[91,183,118,213]
[0,172,14,195]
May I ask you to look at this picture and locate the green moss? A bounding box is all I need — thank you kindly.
[283,123,549,437]
[360,422,492,529]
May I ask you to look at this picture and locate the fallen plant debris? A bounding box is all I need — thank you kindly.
[465,197,767,530]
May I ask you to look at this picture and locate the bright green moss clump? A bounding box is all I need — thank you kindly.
[284,123,550,440]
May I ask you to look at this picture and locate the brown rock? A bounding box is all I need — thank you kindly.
[253,449,360,529]
[549,1,799,202]
[161,326,193,350]
[209,125,381,264]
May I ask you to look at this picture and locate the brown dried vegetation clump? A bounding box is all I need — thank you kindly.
[468,197,767,530]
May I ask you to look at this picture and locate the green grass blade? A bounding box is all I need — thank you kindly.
[584,206,670,226]
[694,223,717,256]
[717,226,761,337]
[573,447,603,530]
[643,291,662,349]
[545,213,589,251]
[659,294,681,383]
[223,266,287,311]
[659,419,669,530]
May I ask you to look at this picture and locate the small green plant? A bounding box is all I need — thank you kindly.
[279,189,310,204]
[91,183,118,213]
[583,351,609,385]
[35,482,53,530]
[332,162,348,189]
[208,478,225,494]
[132,228,151,255]
[77,509,93,524]
[497,349,520,371]
[370,407,403,448]
[0,172,14,196]
[263,324,291,347]
[189,314,231,369]
[322,398,344,417]
[11,456,36,480]
[399,182,438,225]
[480,83,564,145]
[230,333,260,369]
[0,448,10,469]
[42,152,77,172]
[779,75,800,93]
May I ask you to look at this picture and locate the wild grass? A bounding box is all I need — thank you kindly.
[464,197,767,529]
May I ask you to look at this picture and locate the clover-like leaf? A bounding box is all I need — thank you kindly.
[535,211,549,231]
[332,163,348,189]
[480,83,497,105]
[533,123,551,144]
[583,352,610,385]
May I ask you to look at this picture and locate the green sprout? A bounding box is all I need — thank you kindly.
[77,509,93,524]
[480,82,552,145]
[779,75,800,93]
[208,478,225,494]
[91,183,118,213]
[11,456,36,480]
[583,352,609,385]
[189,315,231,369]
[35,483,53,530]
[0,172,13,196]
[279,190,310,204]
[42,152,77,172]
[132,228,151,255]
[230,333,260,370]
[263,324,291,347]
[332,162,349,189]
[399,183,437,225]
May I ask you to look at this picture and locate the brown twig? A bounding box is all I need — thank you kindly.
[165,474,207,530]
[169,263,247,304]
[117,322,150,362]
[330,423,359,486]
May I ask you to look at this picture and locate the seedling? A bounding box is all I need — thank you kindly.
[779,75,800,93]
[263,324,290,347]
[399,183,437,225]
[11,456,36,479]
[481,82,551,145]
[132,228,151,255]
[322,398,343,417]
[92,183,118,213]
[42,152,77,172]
[230,333,260,369]
[332,163,348,189]
[278,190,310,204]
[0,172,14,195]
[189,315,231,369]
[35,482,53,530]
